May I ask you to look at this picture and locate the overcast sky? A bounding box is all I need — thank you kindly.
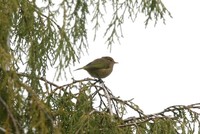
[48,0,200,114]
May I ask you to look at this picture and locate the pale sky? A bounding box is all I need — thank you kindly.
[49,0,200,114]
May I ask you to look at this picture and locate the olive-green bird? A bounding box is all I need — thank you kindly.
[75,56,117,78]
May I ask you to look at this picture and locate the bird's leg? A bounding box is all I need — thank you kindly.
[97,78,104,83]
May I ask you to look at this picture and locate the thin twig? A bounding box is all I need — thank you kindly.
[17,82,55,125]
[17,73,60,88]
[121,103,200,127]
[0,96,20,134]
[0,127,7,133]
[111,97,144,117]
[101,82,113,117]
[93,86,108,110]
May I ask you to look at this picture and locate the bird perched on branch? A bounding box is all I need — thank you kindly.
[75,56,117,79]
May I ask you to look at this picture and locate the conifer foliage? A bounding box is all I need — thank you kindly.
[0,0,199,133]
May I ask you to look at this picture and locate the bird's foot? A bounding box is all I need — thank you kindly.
[97,78,104,83]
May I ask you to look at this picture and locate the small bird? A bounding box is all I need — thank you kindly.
[75,56,117,79]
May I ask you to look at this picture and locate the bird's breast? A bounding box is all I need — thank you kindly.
[87,68,113,78]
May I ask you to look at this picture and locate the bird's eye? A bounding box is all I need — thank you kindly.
[108,58,114,62]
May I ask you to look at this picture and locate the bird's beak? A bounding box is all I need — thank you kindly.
[114,61,118,64]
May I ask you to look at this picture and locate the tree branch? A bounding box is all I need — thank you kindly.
[0,96,20,134]
[121,103,200,127]
[100,82,113,117]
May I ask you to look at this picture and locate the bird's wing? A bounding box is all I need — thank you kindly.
[84,59,108,69]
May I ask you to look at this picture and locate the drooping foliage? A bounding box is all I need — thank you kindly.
[1,0,199,134]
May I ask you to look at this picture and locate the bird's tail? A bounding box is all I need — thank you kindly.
[74,67,83,71]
